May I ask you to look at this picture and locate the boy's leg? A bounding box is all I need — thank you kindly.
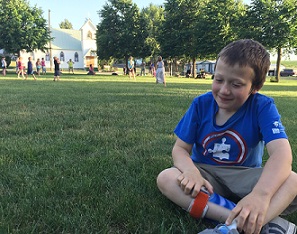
[262,171,297,223]
[199,165,297,229]
[157,167,233,223]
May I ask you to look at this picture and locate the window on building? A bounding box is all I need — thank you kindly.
[87,31,92,39]
[45,53,50,61]
[60,51,65,62]
[74,52,79,62]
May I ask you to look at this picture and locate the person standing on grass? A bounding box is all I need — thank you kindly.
[41,58,46,75]
[157,39,297,233]
[140,60,146,76]
[53,56,60,81]
[25,57,36,80]
[128,56,135,80]
[1,57,7,76]
[155,56,166,87]
[36,58,41,76]
[67,59,74,74]
[17,57,26,79]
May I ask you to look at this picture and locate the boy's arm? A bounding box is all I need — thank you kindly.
[226,138,292,233]
[173,138,213,197]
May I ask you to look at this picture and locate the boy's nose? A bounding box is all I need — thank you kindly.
[220,84,231,94]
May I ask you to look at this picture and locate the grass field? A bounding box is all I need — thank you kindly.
[0,71,296,233]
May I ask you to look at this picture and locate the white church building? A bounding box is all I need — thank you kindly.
[19,19,98,70]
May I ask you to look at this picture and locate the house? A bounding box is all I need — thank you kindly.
[196,60,216,74]
[19,19,98,70]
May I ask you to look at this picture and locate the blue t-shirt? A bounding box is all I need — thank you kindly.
[174,92,287,167]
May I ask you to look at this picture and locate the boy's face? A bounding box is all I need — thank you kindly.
[212,58,255,114]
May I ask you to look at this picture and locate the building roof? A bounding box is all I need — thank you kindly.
[50,28,81,51]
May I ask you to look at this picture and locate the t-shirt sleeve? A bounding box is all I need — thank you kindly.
[174,98,200,144]
[257,97,287,144]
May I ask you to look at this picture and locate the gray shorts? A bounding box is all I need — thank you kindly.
[196,163,297,215]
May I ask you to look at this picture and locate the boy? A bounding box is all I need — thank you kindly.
[157,39,297,234]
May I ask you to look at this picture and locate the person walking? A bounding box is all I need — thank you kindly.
[17,57,26,79]
[25,57,36,80]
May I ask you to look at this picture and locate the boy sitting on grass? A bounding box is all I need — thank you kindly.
[157,39,297,234]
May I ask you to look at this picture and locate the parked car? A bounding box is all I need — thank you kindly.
[268,64,285,76]
[280,69,297,77]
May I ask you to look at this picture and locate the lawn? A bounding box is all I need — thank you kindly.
[0,72,296,233]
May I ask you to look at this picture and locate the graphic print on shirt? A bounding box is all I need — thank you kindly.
[272,121,282,134]
[202,130,247,165]
[208,137,230,160]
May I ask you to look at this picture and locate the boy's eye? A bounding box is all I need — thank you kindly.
[232,83,242,87]
[214,78,223,82]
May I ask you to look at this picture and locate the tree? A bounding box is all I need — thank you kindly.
[160,0,202,76]
[140,4,164,63]
[0,0,51,55]
[160,0,245,77]
[96,0,145,67]
[195,0,246,59]
[59,19,73,29]
[239,0,297,82]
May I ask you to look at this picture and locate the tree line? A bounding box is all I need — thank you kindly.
[0,0,296,81]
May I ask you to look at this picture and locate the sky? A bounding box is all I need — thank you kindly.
[29,0,165,30]
[29,0,251,30]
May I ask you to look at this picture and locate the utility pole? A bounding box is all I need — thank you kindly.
[48,9,53,71]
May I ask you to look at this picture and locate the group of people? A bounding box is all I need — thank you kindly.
[126,56,166,87]
[16,56,47,80]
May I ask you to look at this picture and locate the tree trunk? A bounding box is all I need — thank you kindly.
[275,47,282,82]
[192,57,196,78]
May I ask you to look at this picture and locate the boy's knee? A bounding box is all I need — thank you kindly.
[289,171,297,191]
[157,168,177,192]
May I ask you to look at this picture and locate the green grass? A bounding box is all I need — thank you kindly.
[0,71,296,233]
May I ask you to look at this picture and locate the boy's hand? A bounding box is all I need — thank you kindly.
[226,193,269,234]
[177,170,213,197]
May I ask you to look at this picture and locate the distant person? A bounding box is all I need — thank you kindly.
[67,59,74,74]
[53,57,60,81]
[87,64,96,75]
[155,56,166,87]
[26,57,36,80]
[15,57,19,74]
[36,58,41,76]
[150,62,156,77]
[41,58,46,74]
[140,60,146,76]
[1,57,7,76]
[17,57,26,79]
[128,56,135,80]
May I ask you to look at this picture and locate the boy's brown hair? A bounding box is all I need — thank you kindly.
[216,39,270,91]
